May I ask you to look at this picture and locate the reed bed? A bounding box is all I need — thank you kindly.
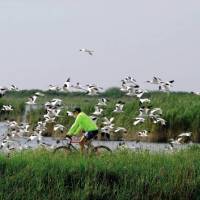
[1,89,200,141]
[0,146,200,200]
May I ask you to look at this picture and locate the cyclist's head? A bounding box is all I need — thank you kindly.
[72,107,81,116]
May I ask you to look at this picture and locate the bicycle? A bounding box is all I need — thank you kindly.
[54,135,112,155]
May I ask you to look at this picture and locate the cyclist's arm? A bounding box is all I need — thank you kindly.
[67,126,82,136]
[68,116,82,136]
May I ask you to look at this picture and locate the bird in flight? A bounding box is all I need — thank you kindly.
[79,49,94,56]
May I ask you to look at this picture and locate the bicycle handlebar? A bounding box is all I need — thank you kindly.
[65,135,72,143]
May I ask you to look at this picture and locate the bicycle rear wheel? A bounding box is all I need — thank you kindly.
[93,145,112,155]
[53,146,72,155]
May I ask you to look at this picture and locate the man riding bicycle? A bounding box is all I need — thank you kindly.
[66,107,98,153]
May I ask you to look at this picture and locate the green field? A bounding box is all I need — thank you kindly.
[1,89,200,142]
[0,147,200,200]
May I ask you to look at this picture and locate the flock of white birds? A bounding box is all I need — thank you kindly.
[0,74,195,153]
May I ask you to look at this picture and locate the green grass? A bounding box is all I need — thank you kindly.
[0,147,200,199]
[1,89,200,141]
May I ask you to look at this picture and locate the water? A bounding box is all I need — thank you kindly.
[22,104,40,123]
[0,122,8,136]
[0,122,195,152]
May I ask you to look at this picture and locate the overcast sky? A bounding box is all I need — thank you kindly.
[0,0,199,91]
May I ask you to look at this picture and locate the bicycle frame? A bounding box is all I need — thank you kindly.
[62,137,95,152]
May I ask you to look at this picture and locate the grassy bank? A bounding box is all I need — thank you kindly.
[0,147,200,199]
[1,89,200,141]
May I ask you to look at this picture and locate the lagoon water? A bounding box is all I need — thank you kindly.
[0,122,8,136]
[0,122,194,152]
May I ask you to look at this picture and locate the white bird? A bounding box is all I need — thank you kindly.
[150,108,163,116]
[63,77,71,91]
[19,124,30,135]
[101,124,114,134]
[120,81,128,92]
[50,98,62,107]
[35,121,46,132]
[137,130,149,137]
[26,134,38,142]
[51,108,61,116]
[165,144,174,151]
[97,98,109,106]
[133,117,145,126]
[114,127,127,133]
[139,107,151,118]
[191,91,200,95]
[7,121,19,131]
[72,82,86,91]
[79,48,94,55]
[0,87,8,97]
[123,76,137,84]
[0,140,9,148]
[48,85,60,91]
[169,138,182,145]
[178,132,192,138]
[10,85,19,91]
[153,117,166,125]
[26,96,37,105]
[113,101,125,113]
[159,80,174,92]
[35,92,45,97]
[135,89,146,98]
[92,106,103,116]
[54,124,65,132]
[45,99,62,110]
[24,124,30,133]
[86,85,103,96]
[44,116,56,123]
[27,131,43,144]
[169,132,192,145]
[102,117,114,126]
[7,130,17,138]
[126,85,140,96]
[66,111,74,117]
[44,102,53,109]
[146,77,162,85]
[139,98,151,104]
[36,131,43,143]
[44,108,61,119]
[169,132,192,147]
[1,105,13,112]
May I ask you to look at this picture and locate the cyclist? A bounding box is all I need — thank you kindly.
[66,107,98,153]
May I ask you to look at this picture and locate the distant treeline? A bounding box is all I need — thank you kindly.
[0,88,200,142]
[4,87,125,98]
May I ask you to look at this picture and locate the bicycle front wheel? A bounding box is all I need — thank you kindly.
[93,145,112,155]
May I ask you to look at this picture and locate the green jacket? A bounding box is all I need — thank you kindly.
[68,112,98,136]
